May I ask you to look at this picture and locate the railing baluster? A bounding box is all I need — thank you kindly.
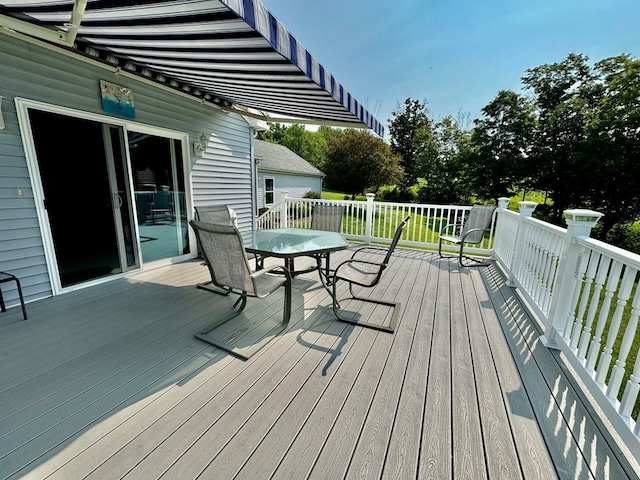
[562,247,589,344]
[620,338,640,419]
[586,260,622,372]
[596,265,635,384]
[577,254,607,358]
[608,270,640,401]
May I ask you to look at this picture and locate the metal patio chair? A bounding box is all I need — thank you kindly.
[194,205,238,294]
[189,220,291,360]
[331,215,410,333]
[438,205,496,267]
[308,203,345,280]
[0,271,27,320]
[194,204,238,226]
[310,204,344,232]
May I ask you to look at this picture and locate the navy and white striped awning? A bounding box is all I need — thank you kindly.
[0,0,383,136]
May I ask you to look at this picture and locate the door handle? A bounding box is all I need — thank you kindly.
[113,193,123,209]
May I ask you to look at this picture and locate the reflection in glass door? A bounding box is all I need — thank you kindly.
[128,132,189,263]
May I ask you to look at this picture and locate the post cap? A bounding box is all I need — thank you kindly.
[498,197,510,209]
[564,209,603,225]
[518,201,537,216]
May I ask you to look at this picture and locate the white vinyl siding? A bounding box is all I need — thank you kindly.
[256,171,323,209]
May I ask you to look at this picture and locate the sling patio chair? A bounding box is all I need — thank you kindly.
[308,203,346,281]
[438,205,497,267]
[189,220,291,360]
[331,215,410,333]
[310,203,344,232]
[194,205,238,294]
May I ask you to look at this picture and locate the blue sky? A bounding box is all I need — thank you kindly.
[262,0,640,136]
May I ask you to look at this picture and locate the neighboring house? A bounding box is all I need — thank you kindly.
[254,139,325,209]
[0,1,382,309]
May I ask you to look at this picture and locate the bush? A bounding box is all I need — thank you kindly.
[303,190,321,199]
[605,221,640,255]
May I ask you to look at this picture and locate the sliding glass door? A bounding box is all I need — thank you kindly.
[25,106,191,291]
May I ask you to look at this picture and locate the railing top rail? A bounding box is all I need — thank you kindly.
[576,235,640,270]
[285,197,476,212]
[497,209,520,219]
[523,215,567,237]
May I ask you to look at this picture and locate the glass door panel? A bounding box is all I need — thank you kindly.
[128,132,189,263]
[28,110,124,287]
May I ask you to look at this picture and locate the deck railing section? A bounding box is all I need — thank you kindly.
[498,204,640,463]
[256,193,497,255]
[257,194,640,460]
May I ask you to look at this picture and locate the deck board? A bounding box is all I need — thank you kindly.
[0,248,637,479]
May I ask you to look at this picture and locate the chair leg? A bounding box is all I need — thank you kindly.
[458,244,492,267]
[0,275,27,320]
[331,279,399,333]
[15,276,27,320]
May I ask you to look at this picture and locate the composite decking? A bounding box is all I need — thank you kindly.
[0,247,638,480]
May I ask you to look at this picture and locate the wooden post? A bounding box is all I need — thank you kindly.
[365,193,375,244]
[506,201,537,287]
[540,209,603,349]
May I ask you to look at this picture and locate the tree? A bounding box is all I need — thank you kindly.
[257,123,327,168]
[466,90,536,202]
[418,115,471,205]
[521,53,594,223]
[388,98,437,198]
[323,129,403,199]
[582,54,640,237]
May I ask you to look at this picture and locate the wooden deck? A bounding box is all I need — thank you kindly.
[0,247,638,480]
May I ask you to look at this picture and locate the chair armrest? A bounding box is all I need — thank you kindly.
[440,222,462,237]
[350,246,389,259]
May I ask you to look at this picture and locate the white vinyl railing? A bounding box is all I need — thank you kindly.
[492,203,640,463]
[258,194,640,462]
[256,193,497,255]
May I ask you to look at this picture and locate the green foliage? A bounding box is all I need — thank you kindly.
[323,129,402,199]
[302,190,321,199]
[467,90,536,203]
[388,98,437,198]
[604,221,640,255]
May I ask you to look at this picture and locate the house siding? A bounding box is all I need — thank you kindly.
[257,172,322,208]
[0,34,254,307]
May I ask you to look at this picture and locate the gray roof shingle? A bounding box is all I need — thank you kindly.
[254,139,325,177]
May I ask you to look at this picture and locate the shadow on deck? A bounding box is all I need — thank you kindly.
[0,248,637,479]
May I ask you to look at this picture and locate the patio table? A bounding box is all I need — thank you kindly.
[243,228,348,292]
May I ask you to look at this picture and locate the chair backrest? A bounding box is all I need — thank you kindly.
[461,205,496,244]
[382,215,411,265]
[310,204,344,232]
[195,205,237,226]
[189,220,255,293]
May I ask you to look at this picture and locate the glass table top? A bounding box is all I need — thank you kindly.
[242,228,348,257]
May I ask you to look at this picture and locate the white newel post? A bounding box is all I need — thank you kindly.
[540,209,603,349]
[506,201,537,288]
[281,192,289,229]
[365,193,375,244]
[492,197,511,261]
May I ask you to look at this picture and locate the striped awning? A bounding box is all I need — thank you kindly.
[0,0,383,136]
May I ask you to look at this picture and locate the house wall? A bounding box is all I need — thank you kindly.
[0,33,254,307]
[256,171,322,209]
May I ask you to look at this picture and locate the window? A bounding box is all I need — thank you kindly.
[265,178,275,205]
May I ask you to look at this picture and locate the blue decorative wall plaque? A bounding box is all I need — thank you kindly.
[100,80,135,118]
